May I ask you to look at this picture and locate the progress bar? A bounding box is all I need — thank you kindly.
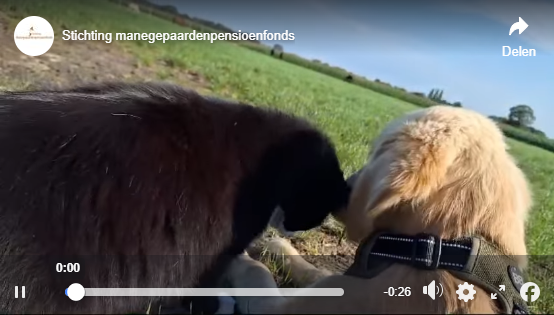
[66,283,344,301]
[84,288,344,297]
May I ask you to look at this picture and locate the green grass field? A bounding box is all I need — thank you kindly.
[1,0,553,313]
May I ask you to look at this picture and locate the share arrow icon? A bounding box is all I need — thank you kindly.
[509,17,529,35]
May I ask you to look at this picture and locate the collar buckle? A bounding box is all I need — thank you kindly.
[412,233,442,270]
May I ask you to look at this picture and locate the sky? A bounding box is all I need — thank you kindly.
[152,0,554,137]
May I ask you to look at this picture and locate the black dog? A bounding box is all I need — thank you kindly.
[0,82,350,314]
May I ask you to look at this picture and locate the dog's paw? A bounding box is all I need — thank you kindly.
[266,237,300,256]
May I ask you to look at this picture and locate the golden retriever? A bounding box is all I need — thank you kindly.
[222,105,533,314]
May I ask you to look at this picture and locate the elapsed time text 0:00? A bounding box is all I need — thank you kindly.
[56,263,81,272]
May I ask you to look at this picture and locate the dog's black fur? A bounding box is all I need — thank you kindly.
[0,82,350,314]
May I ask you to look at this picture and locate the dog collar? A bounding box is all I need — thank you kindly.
[344,232,529,314]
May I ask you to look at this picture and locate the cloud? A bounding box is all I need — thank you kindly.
[446,0,554,52]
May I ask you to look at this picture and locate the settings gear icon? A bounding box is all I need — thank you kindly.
[456,282,477,302]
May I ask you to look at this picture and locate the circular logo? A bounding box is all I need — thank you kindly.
[519,282,540,303]
[13,16,55,57]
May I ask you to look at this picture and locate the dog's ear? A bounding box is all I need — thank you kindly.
[387,121,458,203]
[366,120,460,212]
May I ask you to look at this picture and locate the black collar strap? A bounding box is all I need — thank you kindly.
[344,232,530,314]
[367,232,471,270]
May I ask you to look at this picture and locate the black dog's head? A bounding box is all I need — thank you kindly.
[268,131,352,235]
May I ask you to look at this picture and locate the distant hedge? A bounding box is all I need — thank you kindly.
[496,122,554,153]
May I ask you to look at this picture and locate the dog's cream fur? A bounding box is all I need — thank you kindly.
[224,105,532,314]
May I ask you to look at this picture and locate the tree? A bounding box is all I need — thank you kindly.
[270,44,284,59]
[508,105,535,127]
[437,89,444,101]
[427,88,444,102]
[427,89,436,99]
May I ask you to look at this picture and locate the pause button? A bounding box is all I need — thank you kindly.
[14,286,25,298]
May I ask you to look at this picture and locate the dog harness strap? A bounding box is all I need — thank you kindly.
[345,232,529,314]
[449,239,529,315]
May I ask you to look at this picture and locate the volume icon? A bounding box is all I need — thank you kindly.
[423,280,443,300]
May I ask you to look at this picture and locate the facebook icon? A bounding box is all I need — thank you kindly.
[519,282,540,302]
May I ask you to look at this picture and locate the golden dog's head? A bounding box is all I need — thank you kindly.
[339,106,531,261]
